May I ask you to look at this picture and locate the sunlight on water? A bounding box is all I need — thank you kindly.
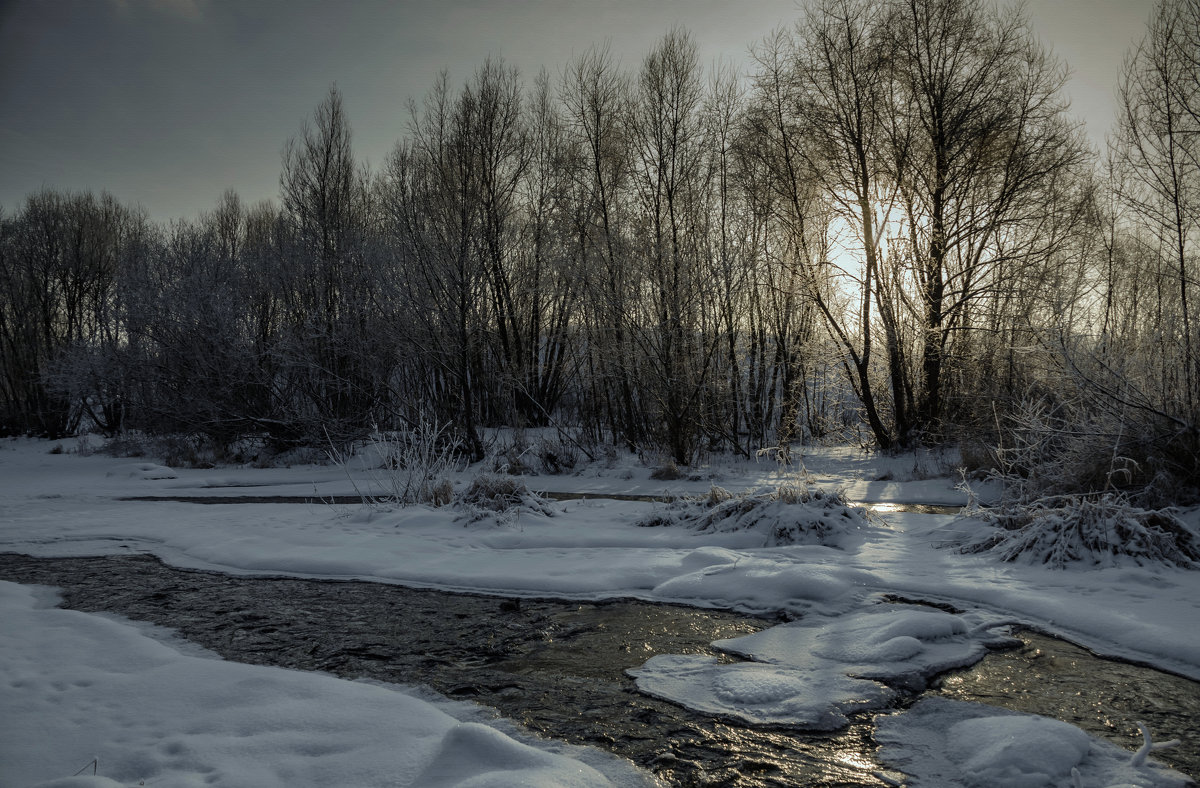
[863,501,962,515]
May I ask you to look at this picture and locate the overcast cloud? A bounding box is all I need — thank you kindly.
[0,0,1155,222]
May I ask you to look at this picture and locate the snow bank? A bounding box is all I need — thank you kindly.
[650,550,866,614]
[0,581,649,788]
[104,462,177,480]
[876,697,1192,788]
[629,604,1016,730]
[3,438,1200,681]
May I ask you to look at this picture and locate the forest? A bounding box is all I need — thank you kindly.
[2,0,1198,503]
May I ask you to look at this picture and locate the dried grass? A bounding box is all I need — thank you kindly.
[638,483,868,547]
[455,473,555,523]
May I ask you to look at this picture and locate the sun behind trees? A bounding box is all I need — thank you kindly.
[1,0,1197,501]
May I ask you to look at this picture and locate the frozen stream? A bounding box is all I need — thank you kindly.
[0,552,1195,787]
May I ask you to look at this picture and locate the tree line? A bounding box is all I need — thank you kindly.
[2,0,1197,493]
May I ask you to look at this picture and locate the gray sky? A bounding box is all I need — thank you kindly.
[0,0,1156,222]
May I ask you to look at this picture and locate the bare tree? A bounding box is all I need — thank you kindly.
[1,190,143,436]
[381,72,491,459]
[702,60,753,453]
[1113,0,1200,420]
[790,0,903,447]
[747,18,898,449]
[278,86,382,444]
[628,28,718,463]
[560,45,642,448]
[884,0,1087,438]
[513,69,581,424]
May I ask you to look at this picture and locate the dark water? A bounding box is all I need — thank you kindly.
[0,553,890,787]
[118,492,963,515]
[0,552,1195,786]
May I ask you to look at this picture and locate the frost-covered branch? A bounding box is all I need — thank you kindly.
[1069,721,1183,788]
[1129,720,1180,767]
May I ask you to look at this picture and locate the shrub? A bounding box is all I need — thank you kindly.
[953,494,1200,569]
[331,419,462,507]
[104,433,150,458]
[536,439,578,475]
[638,483,869,547]
[455,473,555,523]
[492,430,538,476]
[100,432,218,468]
[158,434,217,469]
[948,396,1200,569]
[650,460,684,481]
[958,438,998,478]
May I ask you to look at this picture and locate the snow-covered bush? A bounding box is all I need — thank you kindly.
[984,396,1144,499]
[490,433,581,476]
[638,483,868,547]
[455,473,555,523]
[492,430,536,475]
[649,460,685,481]
[949,395,1200,568]
[967,394,1199,507]
[953,494,1200,569]
[331,420,460,507]
[101,432,220,468]
[535,438,578,475]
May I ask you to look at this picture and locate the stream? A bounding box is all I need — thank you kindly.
[116,492,965,515]
[0,551,1196,787]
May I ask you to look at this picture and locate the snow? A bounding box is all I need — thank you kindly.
[629,605,1017,730]
[0,581,648,788]
[638,484,872,547]
[628,653,893,729]
[714,604,1018,691]
[1,437,1198,786]
[876,698,1192,788]
[104,462,177,480]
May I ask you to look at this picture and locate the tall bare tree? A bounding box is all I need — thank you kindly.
[1114,0,1200,420]
[279,86,381,443]
[884,0,1087,438]
[628,28,717,463]
[560,45,641,447]
[0,190,143,436]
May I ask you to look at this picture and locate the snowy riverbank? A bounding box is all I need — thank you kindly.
[2,437,1196,787]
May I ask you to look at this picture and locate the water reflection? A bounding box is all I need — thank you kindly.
[862,501,962,516]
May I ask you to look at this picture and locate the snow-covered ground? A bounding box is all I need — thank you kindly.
[0,582,650,788]
[1,436,1196,787]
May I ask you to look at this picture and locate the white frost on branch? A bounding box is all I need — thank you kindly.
[1069,721,1183,788]
[1130,721,1181,767]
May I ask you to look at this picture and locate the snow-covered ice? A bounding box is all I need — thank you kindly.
[628,654,894,729]
[713,605,1018,690]
[876,697,1191,788]
[1,437,1197,786]
[630,604,1017,730]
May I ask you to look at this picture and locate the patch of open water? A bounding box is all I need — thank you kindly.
[117,492,965,516]
[0,552,1194,786]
